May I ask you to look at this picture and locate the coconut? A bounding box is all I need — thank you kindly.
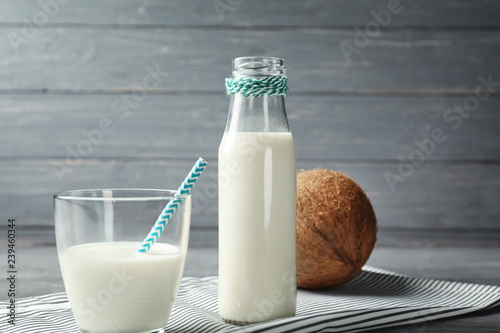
[296,169,377,289]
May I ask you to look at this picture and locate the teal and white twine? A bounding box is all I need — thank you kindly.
[137,157,208,253]
[225,76,288,98]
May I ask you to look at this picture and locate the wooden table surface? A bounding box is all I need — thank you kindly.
[1,1,500,332]
[14,226,500,332]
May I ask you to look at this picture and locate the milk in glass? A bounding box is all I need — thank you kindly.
[59,242,185,333]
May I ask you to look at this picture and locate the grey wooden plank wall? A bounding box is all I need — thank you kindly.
[1,0,500,238]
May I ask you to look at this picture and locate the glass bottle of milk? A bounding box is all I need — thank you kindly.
[218,56,296,325]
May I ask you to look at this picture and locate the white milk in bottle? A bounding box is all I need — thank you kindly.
[218,57,297,325]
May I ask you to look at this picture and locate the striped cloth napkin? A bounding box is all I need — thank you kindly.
[1,266,499,333]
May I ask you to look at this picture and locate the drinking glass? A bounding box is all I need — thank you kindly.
[54,189,191,333]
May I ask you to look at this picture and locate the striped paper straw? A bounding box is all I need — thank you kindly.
[137,157,207,253]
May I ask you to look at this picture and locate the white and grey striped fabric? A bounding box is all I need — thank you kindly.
[1,266,499,333]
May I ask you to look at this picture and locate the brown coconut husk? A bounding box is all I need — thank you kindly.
[296,169,377,290]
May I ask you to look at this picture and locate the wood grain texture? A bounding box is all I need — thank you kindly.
[11,244,500,331]
[13,224,500,250]
[10,228,500,288]
[1,0,499,330]
[8,229,500,332]
[2,29,500,93]
[1,94,499,161]
[10,242,500,296]
[2,159,499,229]
[1,0,500,27]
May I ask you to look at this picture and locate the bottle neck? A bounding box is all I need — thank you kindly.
[225,94,290,133]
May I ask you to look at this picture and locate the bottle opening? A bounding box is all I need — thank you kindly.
[231,56,286,77]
